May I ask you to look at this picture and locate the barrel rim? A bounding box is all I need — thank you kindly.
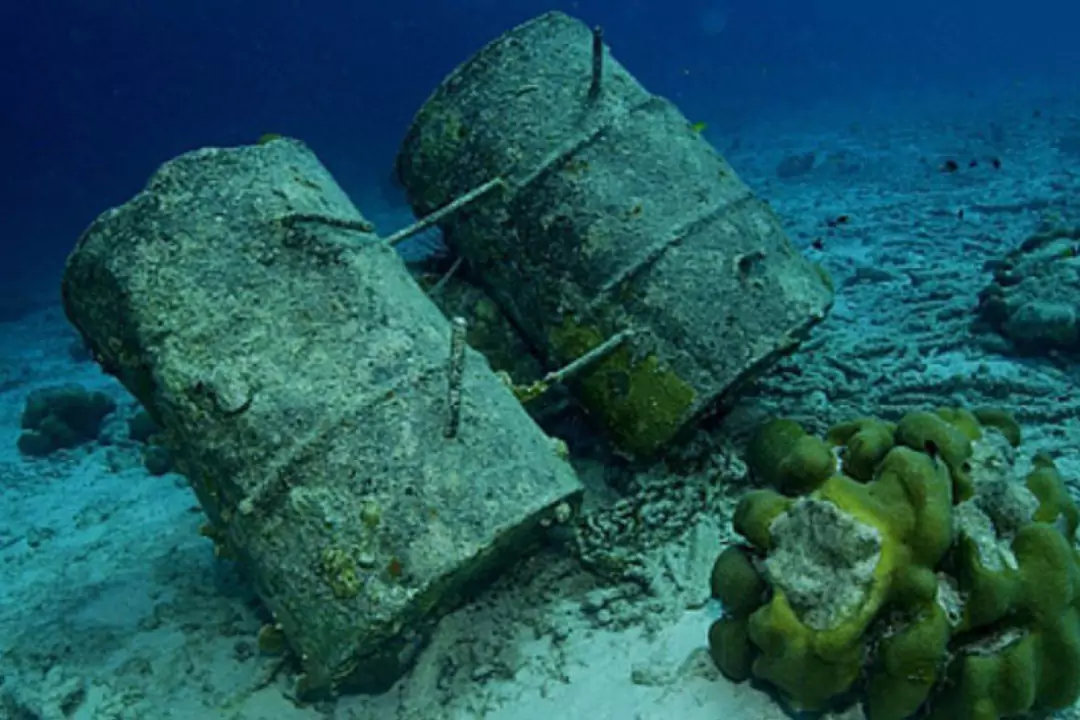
[395,10,583,181]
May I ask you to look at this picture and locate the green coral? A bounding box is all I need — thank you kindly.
[820,447,954,605]
[732,489,791,551]
[710,546,767,615]
[744,586,867,709]
[826,417,896,482]
[709,406,1080,719]
[708,615,756,681]
[933,521,1080,718]
[934,407,984,442]
[725,446,953,712]
[972,407,1022,447]
[866,601,951,720]
[707,546,769,682]
[548,316,695,457]
[895,409,976,500]
[1026,452,1079,537]
[748,419,836,494]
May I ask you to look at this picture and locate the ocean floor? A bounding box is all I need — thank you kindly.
[4,87,1080,719]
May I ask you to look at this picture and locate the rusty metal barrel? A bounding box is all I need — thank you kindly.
[61,138,582,696]
[396,11,834,458]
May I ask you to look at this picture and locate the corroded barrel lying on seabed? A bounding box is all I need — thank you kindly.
[61,138,582,695]
[397,11,834,457]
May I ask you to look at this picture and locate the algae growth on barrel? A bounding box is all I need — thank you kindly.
[396,11,834,457]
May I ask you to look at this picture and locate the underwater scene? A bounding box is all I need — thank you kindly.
[3,1,1080,718]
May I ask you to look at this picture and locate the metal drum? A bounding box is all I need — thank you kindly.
[61,138,582,696]
[397,11,834,457]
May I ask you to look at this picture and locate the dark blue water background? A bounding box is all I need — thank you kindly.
[2,0,1076,301]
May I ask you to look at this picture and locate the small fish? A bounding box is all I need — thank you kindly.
[990,157,1002,169]
[957,209,965,220]
[968,159,979,168]
[940,159,960,173]
[825,215,850,228]
[811,238,825,251]
[689,121,708,134]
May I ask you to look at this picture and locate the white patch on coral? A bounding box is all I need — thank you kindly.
[764,498,882,630]
[935,572,964,628]
[969,431,1017,487]
[958,430,1039,568]
[954,501,1019,571]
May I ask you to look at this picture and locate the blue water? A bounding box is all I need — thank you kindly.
[4,0,1077,300]
[4,1,1080,718]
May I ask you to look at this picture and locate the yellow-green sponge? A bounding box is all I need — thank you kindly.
[710,546,767,616]
[747,419,836,495]
[826,417,896,482]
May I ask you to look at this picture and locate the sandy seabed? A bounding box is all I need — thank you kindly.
[4,85,1080,720]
